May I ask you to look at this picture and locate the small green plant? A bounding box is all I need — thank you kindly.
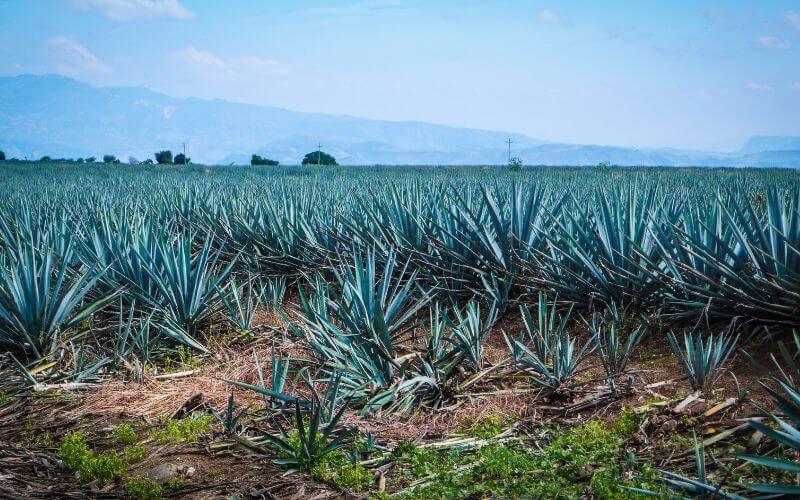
[124,476,164,499]
[508,156,523,171]
[59,432,91,471]
[122,444,148,464]
[459,413,513,438]
[111,422,138,445]
[611,407,645,437]
[58,432,125,484]
[149,413,213,444]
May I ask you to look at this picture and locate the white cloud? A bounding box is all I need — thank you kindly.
[49,37,111,77]
[745,83,774,92]
[785,10,800,31]
[72,0,193,21]
[174,47,287,77]
[176,47,226,70]
[791,82,800,91]
[755,36,790,50]
[536,9,558,23]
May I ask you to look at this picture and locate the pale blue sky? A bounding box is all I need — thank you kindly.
[1,0,799,151]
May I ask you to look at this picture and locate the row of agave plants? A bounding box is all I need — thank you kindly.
[0,169,797,367]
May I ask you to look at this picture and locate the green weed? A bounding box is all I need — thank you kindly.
[149,413,213,444]
[58,432,125,485]
[124,476,164,499]
[111,422,138,445]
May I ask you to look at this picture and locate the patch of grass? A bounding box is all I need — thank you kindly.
[124,476,164,499]
[310,452,372,491]
[58,432,125,485]
[23,426,55,447]
[149,413,213,444]
[0,391,10,405]
[163,346,202,373]
[611,407,645,437]
[392,419,662,498]
[111,422,138,445]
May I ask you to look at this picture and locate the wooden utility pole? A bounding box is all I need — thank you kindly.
[317,143,322,165]
[507,138,513,163]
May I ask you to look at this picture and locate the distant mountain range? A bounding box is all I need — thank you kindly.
[0,74,798,167]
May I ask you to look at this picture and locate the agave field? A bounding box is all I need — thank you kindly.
[1,162,799,498]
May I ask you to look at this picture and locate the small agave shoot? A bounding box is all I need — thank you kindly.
[224,345,295,410]
[591,313,644,396]
[667,329,738,391]
[0,238,112,359]
[446,300,498,372]
[219,274,266,333]
[113,303,159,380]
[252,380,353,474]
[211,391,248,436]
[505,293,592,390]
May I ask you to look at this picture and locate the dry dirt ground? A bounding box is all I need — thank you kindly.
[0,311,786,499]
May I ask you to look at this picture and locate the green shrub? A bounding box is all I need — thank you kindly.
[111,422,138,445]
[58,432,125,484]
[124,476,164,499]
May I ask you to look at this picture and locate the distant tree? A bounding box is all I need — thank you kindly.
[508,156,523,172]
[0,151,5,161]
[301,150,337,166]
[40,156,52,162]
[85,156,96,163]
[174,153,190,165]
[103,154,117,164]
[76,158,84,163]
[142,159,154,165]
[128,156,139,165]
[155,150,173,164]
[251,154,279,166]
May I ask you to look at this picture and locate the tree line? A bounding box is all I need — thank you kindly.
[0,149,339,166]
